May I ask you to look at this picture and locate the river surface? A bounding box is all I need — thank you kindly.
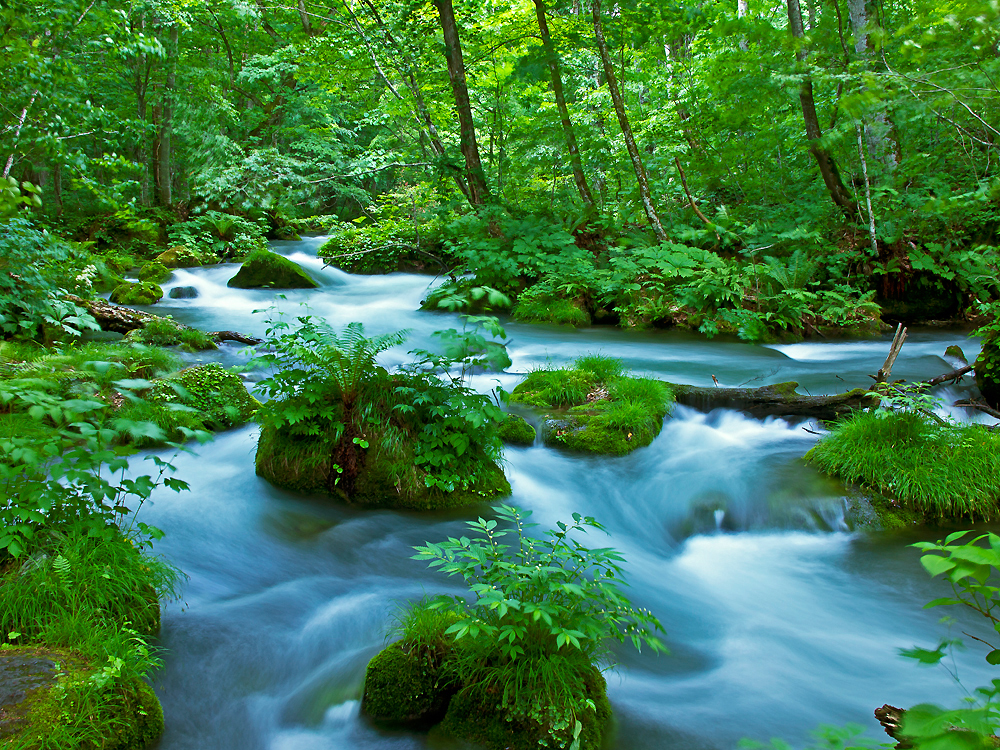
[136,236,998,750]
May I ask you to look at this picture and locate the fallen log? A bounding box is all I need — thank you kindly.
[669,381,874,420]
[67,295,262,346]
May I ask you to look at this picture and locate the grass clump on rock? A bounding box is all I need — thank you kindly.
[253,315,510,510]
[227,248,317,289]
[124,317,217,352]
[807,407,1000,520]
[509,354,674,455]
[362,506,663,750]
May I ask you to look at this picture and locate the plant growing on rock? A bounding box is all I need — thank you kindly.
[407,505,665,749]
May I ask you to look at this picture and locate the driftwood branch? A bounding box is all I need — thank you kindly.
[955,399,1000,421]
[875,324,908,383]
[68,295,262,345]
[922,365,974,387]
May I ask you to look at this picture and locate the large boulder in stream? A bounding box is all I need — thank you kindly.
[0,646,163,748]
[155,245,204,268]
[227,249,318,289]
[109,281,163,306]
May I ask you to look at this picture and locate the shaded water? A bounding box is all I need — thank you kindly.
[137,236,997,749]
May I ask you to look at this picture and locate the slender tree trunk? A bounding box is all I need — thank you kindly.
[3,90,38,179]
[155,24,178,207]
[592,0,666,240]
[846,0,900,169]
[432,0,491,205]
[737,0,749,51]
[534,0,594,204]
[787,0,857,218]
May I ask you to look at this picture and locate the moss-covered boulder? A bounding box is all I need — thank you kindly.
[155,245,203,268]
[137,261,171,283]
[255,424,510,509]
[432,667,611,750]
[227,249,318,289]
[499,414,536,446]
[975,333,999,409]
[509,357,674,456]
[109,281,163,306]
[146,363,259,431]
[0,646,163,749]
[361,641,455,727]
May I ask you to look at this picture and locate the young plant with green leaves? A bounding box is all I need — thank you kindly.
[411,505,665,748]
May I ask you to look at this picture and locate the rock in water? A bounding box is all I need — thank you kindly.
[227,249,318,289]
[155,245,203,268]
[110,281,163,305]
[168,285,199,299]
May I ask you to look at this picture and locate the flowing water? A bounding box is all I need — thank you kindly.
[135,236,998,750]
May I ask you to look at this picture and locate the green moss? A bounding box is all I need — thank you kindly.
[499,414,536,446]
[146,363,259,431]
[512,294,590,327]
[123,318,217,352]
[4,647,164,750]
[361,641,455,727]
[227,249,318,289]
[154,245,203,268]
[136,262,171,283]
[433,667,611,750]
[975,333,999,408]
[255,424,510,509]
[807,410,1000,519]
[109,282,163,306]
[510,359,674,456]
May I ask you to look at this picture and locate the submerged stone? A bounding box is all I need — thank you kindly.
[168,285,199,299]
[227,249,318,289]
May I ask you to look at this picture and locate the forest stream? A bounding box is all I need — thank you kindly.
[134,235,997,750]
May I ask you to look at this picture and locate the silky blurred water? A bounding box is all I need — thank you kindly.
[132,237,998,750]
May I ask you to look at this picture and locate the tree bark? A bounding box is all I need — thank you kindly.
[592,0,666,240]
[534,0,594,204]
[787,0,857,219]
[846,0,900,169]
[432,0,491,205]
[737,0,749,51]
[155,24,178,207]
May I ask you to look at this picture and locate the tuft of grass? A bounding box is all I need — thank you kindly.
[807,410,1000,519]
[574,354,624,382]
[607,376,673,413]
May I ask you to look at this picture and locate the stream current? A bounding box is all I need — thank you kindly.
[134,235,998,749]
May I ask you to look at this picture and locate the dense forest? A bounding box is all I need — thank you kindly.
[2,0,1000,748]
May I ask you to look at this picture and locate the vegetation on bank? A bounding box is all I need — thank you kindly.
[509,355,674,456]
[252,314,511,509]
[363,506,663,750]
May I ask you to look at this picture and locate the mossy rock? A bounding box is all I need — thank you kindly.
[512,294,590,327]
[109,282,163,306]
[0,646,163,749]
[147,363,259,431]
[975,333,999,409]
[499,414,535,446]
[255,424,510,509]
[227,249,318,289]
[123,318,217,352]
[361,641,455,727]
[433,667,611,750]
[137,261,171,283]
[510,365,673,456]
[155,245,203,268]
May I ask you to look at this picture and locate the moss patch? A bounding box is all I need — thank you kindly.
[509,357,674,456]
[1,647,164,750]
[146,363,259,432]
[136,262,171,283]
[361,641,455,727]
[499,414,535,446]
[109,282,163,306]
[807,410,1000,520]
[155,245,203,268]
[255,424,510,510]
[123,318,217,352]
[227,249,318,289]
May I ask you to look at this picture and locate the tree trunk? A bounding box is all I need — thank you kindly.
[787,0,857,219]
[592,0,666,240]
[846,0,900,169]
[534,0,594,204]
[155,24,178,207]
[432,0,491,205]
[737,0,749,51]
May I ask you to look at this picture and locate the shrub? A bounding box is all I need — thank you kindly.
[411,506,664,748]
